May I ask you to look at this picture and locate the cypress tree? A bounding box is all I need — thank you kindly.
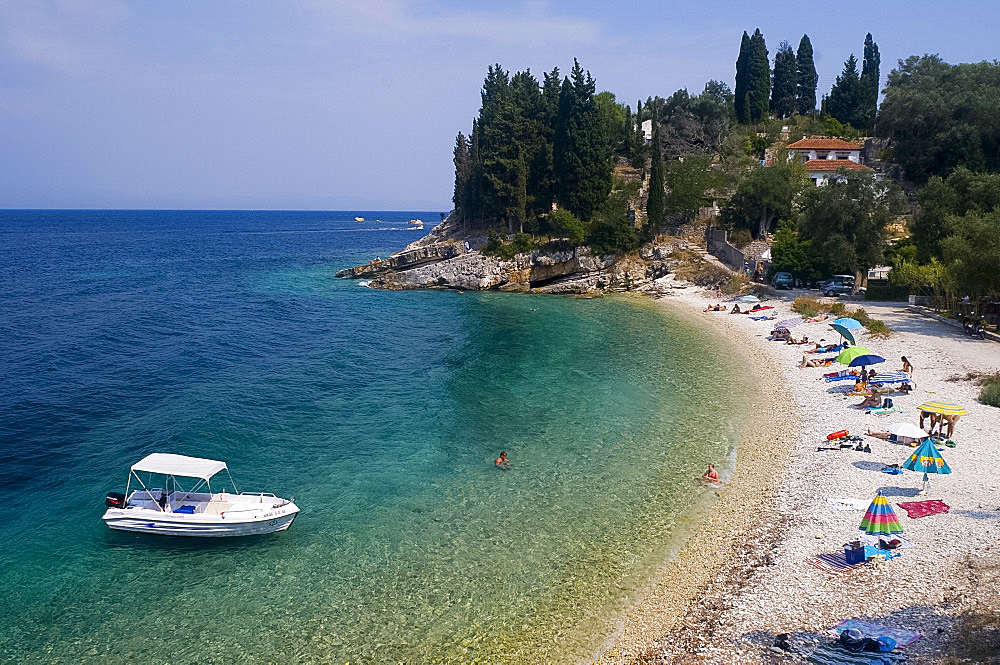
[646,124,665,239]
[453,132,471,224]
[859,33,880,132]
[734,31,751,124]
[468,119,482,224]
[771,41,797,118]
[748,29,770,123]
[827,54,863,128]
[796,34,818,115]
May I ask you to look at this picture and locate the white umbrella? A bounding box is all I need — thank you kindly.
[886,423,930,440]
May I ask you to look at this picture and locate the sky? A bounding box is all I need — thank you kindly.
[1,1,998,211]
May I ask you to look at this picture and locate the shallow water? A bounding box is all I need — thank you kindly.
[0,210,749,663]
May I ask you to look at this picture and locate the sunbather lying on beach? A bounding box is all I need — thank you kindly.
[798,355,831,368]
[805,314,830,323]
[785,335,810,345]
[703,304,726,311]
[853,393,882,408]
[805,340,838,353]
[771,329,791,341]
[866,429,894,440]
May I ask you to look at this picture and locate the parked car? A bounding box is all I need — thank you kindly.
[772,272,794,289]
[820,275,856,297]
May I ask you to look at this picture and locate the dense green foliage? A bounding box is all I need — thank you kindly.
[771,41,797,118]
[796,35,818,115]
[878,55,1000,183]
[664,154,723,224]
[721,159,807,238]
[587,191,639,256]
[798,171,903,278]
[453,61,617,233]
[980,375,1000,409]
[827,54,864,128]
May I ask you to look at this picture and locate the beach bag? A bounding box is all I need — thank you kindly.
[877,636,897,652]
[882,398,894,409]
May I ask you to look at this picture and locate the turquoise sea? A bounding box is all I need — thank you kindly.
[0,210,751,664]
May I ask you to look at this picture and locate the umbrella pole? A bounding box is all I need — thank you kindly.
[921,472,929,496]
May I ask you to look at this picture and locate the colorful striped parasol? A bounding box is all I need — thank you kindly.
[915,401,970,416]
[775,318,802,329]
[903,437,952,494]
[870,371,912,385]
[859,491,904,537]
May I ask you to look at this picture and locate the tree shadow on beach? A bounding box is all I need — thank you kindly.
[950,508,1000,520]
[852,460,887,472]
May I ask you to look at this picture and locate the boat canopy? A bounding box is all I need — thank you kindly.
[131,453,228,482]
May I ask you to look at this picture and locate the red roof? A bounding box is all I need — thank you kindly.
[803,159,872,172]
[787,138,861,150]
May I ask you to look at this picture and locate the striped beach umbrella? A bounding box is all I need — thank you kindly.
[903,437,952,494]
[859,491,904,537]
[870,371,912,385]
[915,401,970,417]
[776,318,801,329]
[836,346,871,365]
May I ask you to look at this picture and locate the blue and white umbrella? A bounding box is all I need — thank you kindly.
[870,371,913,385]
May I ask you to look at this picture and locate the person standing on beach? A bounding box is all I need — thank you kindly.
[901,356,913,377]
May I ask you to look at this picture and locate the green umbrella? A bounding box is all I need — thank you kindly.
[836,346,871,365]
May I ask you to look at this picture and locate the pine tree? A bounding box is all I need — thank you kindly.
[859,33,880,132]
[554,59,612,220]
[748,29,770,123]
[771,41,797,118]
[796,34,818,115]
[734,31,751,124]
[827,54,863,128]
[646,124,665,239]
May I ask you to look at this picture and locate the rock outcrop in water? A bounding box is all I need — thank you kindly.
[335,215,724,295]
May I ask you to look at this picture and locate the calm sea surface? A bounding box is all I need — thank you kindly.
[0,210,750,664]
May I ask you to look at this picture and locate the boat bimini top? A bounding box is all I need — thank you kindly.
[127,453,239,511]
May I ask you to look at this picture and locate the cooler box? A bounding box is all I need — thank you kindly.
[844,545,866,565]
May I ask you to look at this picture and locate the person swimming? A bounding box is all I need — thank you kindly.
[702,463,719,483]
[495,451,511,470]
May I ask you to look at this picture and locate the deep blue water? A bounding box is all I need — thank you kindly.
[0,210,748,663]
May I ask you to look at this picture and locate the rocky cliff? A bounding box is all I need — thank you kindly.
[335,215,724,295]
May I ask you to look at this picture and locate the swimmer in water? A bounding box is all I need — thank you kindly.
[495,451,511,470]
[702,463,719,483]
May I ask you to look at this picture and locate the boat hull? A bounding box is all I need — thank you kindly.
[102,504,298,537]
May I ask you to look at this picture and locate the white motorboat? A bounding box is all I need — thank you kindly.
[102,453,299,537]
[354,216,365,222]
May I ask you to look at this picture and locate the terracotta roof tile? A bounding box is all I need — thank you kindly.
[787,138,862,150]
[802,159,872,172]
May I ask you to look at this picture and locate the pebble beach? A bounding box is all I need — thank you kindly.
[598,289,1000,665]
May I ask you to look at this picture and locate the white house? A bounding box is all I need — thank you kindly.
[641,119,653,145]
[786,137,873,186]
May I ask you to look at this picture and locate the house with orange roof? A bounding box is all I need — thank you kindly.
[786,137,874,186]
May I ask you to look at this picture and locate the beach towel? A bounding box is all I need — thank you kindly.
[808,642,907,665]
[829,619,922,646]
[896,500,950,518]
[862,545,902,561]
[749,315,771,320]
[827,498,870,511]
[806,552,865,573]
[866,405,899,416]
[826,374,859,382]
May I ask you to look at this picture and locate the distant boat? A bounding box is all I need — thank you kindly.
[408,219,423,225]
[355,216,365,222]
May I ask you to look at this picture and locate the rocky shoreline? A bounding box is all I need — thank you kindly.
[335,216,723,295]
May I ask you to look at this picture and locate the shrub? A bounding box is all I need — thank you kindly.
[482,229,539,260]
[792,296,824,318]
[866,319,892,339]
[722,274,750,296]
[729,229,753,249]
[828,302,848,316]
[981,374,1000,408]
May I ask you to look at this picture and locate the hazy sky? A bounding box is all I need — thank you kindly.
[1,1,997,210]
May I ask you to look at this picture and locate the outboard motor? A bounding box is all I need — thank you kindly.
[106,492,126,508]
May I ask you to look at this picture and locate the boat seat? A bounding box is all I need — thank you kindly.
[204,501,231,515]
